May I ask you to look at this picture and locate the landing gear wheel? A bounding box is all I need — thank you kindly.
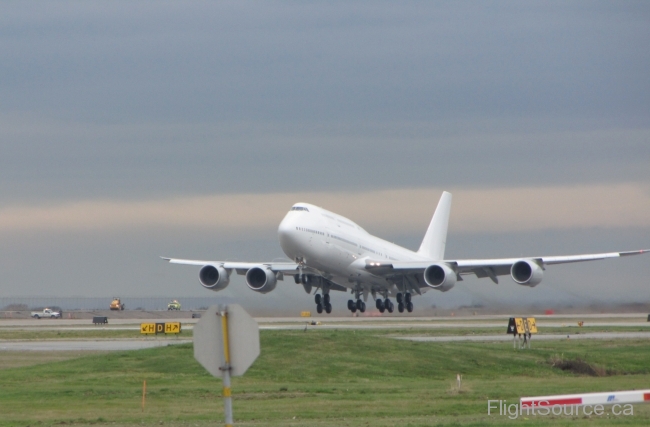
[406,301,414,312]
[398,302,404,313]
[375,299,385,310]
[323,293,330,305]
[347,299,355,311]
[301,275,310,285]
[315,294,322,305]
[386,300,394,313]
[405,293,412,304]
[396,293,403,304]
[294,274,301,284]
[325,303,332,314]
[356,299,363,311]
[316,303,323,314]
[359,302,366,313]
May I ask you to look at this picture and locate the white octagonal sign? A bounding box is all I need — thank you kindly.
[194,304,260,377]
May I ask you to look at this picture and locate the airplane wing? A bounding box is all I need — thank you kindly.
[161,257,348,292]
[161,257,303,275]
[365,249,648,285]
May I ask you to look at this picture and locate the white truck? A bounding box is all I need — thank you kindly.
[31,308,61,319]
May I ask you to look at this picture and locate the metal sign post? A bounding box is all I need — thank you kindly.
[194,304,260,427]
[219,307,233,427]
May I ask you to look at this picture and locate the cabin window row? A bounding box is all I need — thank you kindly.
[296,227,324,236]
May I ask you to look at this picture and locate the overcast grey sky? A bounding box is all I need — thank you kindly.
[1,2,648,311]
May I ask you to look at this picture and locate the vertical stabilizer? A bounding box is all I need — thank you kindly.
[417,191,452,260]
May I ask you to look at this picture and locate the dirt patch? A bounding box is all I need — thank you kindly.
[548,354,618,376]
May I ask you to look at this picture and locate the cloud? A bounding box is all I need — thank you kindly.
[1,182,648,236]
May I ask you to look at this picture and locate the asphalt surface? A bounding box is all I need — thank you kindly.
[1,312,648,351]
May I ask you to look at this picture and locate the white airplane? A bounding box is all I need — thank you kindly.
[163,191,647,314]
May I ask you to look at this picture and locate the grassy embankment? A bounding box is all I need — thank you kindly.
[0,329,649,426]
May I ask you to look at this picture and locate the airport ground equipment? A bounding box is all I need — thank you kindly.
[507,317,537,349]
[109,298,125,310]
[92,316,108,324]
[194,304,260,427]
[167,300,181,310]
[31,308,61,319]
[140,322,181,334]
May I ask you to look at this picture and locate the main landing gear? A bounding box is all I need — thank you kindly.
[396,292,414,313]
[315,293,332,314]
[347,298,366,313]
[375,298,394,313]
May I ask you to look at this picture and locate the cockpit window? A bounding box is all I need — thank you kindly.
[291,206,309,212]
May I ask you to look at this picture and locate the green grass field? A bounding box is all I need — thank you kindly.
[0,329,649,426]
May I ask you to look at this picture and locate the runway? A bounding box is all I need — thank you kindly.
[2,313,649,330]
[1,312,648,351]
[1,331,648,351]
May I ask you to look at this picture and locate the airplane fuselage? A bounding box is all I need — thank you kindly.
[278,203,431,294]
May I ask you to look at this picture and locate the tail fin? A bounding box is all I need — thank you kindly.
[417,191,452,260]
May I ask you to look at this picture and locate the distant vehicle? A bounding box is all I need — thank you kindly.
[167,300,181,310]
[109,298,125,311]
[31,308,61,319]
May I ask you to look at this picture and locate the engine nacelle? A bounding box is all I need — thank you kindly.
[423,264,457,292]
[510,259,544,287]
[199,265,230,291]
[246,266,278,294]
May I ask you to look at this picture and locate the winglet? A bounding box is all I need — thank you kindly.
[619,249,649,257]
[417,191,452,260]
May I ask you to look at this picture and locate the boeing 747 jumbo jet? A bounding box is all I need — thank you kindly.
[163,192,647,314]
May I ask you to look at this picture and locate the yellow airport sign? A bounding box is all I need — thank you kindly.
[526,318,538,333]
[507,317,538,335]
[515,318,525,334]
[165,322,182,334]
[140,322,182,335]
[141,323,156,334]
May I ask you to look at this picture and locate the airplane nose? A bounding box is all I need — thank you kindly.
[278,212,299,258]
[278,212,295,244]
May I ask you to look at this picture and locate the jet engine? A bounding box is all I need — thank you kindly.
[199,265,230,291]
[246,266,278,294]
[510,259,543,287]
[423,264,457,292]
